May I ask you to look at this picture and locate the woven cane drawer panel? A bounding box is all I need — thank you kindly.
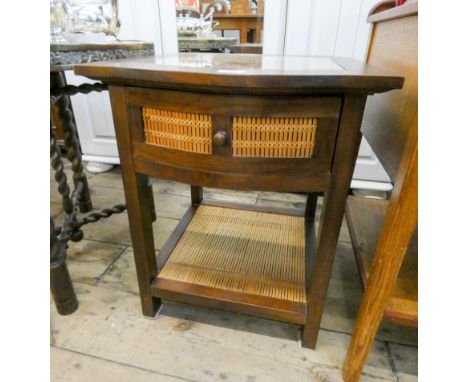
[142,108,212,154]
[158,205,306,303]
[232,117,317,158]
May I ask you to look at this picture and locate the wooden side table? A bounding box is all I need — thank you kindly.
[75,53,402,348]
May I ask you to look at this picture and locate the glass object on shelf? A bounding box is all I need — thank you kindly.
[176,1,224,38]
[50,0,68,43]
[174,0,265,52]
[50,0,120,43]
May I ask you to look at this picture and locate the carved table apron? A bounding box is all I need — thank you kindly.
[74,53,403,348]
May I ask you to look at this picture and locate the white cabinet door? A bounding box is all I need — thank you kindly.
[264,0,392,190]
[67,0,177,166]
[65,72,118,163]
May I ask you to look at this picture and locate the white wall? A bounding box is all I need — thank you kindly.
[66,0,177,164]
[69,0,391,187]
[264,0,391,187]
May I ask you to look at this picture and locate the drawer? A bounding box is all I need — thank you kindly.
[141,108,319,159]
[232,116,317,158]
[126,88,342,192]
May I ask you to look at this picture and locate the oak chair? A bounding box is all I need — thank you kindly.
[342,1,418,380]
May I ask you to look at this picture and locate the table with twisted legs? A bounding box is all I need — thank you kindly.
[50,41,154,315]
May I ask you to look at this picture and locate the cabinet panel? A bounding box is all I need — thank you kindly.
[65,72,118,160]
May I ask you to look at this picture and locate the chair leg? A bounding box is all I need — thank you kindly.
[343,123,418,382]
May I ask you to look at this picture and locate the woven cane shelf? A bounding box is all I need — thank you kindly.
[142,108,212,154]
[232,117,317,158]
[158,205,306,303]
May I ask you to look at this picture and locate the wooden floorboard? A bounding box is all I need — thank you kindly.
[50,165,417,381]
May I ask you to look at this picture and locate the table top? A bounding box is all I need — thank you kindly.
[75,53,404,95]
[50,40,154,72]
[214,14,264,18]
[178,37,237,51]
[50,40,154,52]
[229,43,263,54]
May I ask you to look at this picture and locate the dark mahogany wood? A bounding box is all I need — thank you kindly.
[126,87,342,117]
[75,54,403,95]
[229,43,263,54]
[152,278,306,325]
[201,199,305,217]
[75,53,403,348]
[190,185,204,205]
[302,95,368,349]
[109,86,160,317]
[156,205,199,272]
[305,193,319,291]
[50,217,78,315]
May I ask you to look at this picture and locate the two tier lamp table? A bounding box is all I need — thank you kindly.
[75,53,402,348]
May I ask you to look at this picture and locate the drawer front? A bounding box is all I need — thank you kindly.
[142,108,320,159]
[128,88,341,192]
[142,108,213,154]
[232,116,317,158]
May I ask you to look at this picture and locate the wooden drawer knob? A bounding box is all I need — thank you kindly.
[213,131,228,146]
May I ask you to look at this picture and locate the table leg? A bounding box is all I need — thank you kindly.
[305,193,319,218]
[50,123,84,242]
[110,86,161,316]
[50,122,73,216]
[50,217,78,315]
[148,179,157,222]
[51,72,93,213]
[302,95,367,349]
[305,193,319,290]
[343,124,418,382]
[240,22,249,43]
[190,185,203,205]
[254,27,262,43]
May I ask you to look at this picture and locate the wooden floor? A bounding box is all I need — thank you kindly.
[50,163,418,382]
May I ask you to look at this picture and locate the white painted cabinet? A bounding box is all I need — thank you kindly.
[70,0,391,188]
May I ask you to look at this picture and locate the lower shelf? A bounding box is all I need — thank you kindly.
[152,203,307,324]
[345,196,418,327]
